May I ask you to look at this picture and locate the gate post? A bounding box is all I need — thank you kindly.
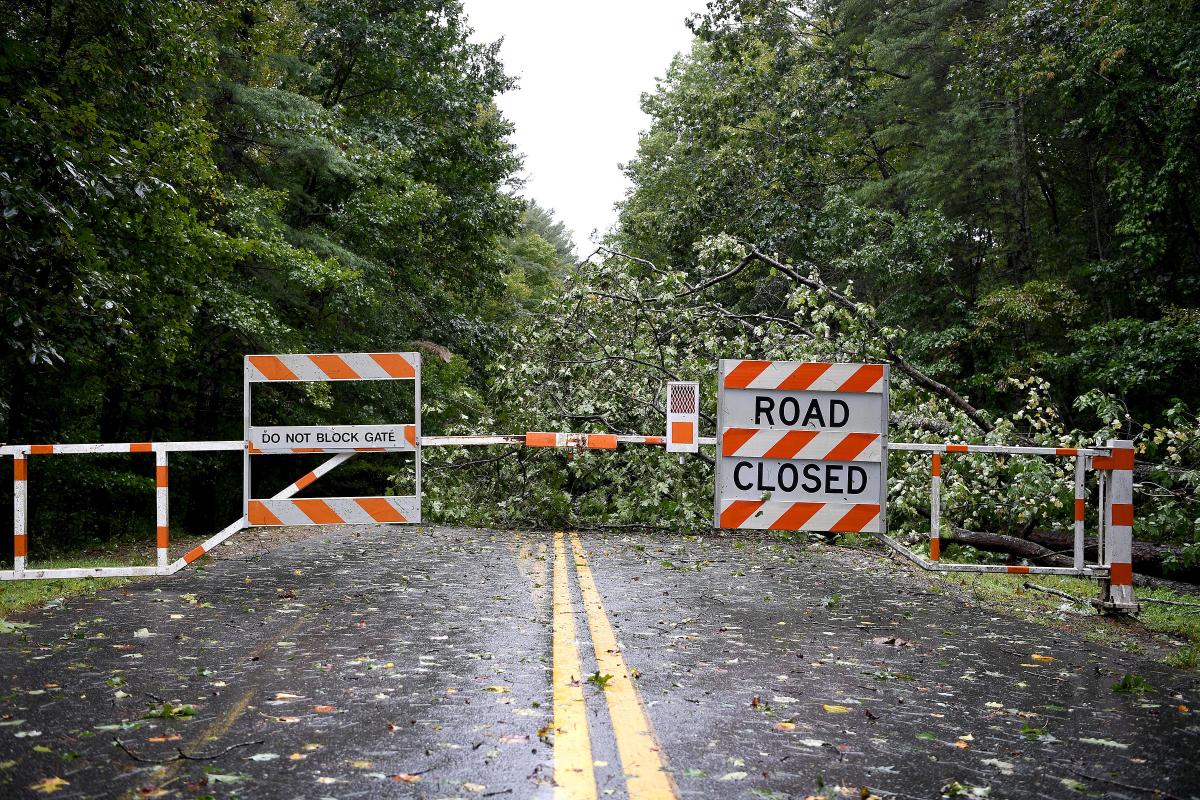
[1097,438,1137,613]
[156,450,170,570]
[13,453,27,577]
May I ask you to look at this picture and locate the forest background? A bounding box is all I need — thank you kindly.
[1,0,1197,577]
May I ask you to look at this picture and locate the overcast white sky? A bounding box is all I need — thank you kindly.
[463,1,703,256]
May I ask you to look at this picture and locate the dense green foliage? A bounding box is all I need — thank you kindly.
[0,1,574,552]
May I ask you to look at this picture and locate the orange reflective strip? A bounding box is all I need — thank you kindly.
[294,471,318,491]
[369,353,416,378]
[14,458,27,482]
[777,362,832,390]
[292,499,344,525]
[526,432,557,447]
[309,354,359,380]
[587,434,618,449]
[130,442,153,453]
[1111,448,1135,470]
[830,504,879,532]
[248,500,285,526]
[762,430,819,459]
[1006,565,1031,574]
[1055,448,1077,456]
[719,500,764,528]
[1110,562,1133,585]
[30,445,53,455]
[13,534,28,558]
[838,364,884,392]
[929,538,940,561]
[183,546,206,564]
[352,448,386,452]
[354,498,407,523]
[931,453,941,478]
[768,502,822,530]
[670,421,694,445]
[946,444,969,453]
[823,432,879,462]
[156,526,169,548]
[724,360,771,389]
[248,355,299,381]
[155,465,168,488]
[1111,503,1134,526]
[643,436,665,445]
[248,442,262,454]
[721,428,759,457]
[404,425,416,446]
[291,448,324,453]
[1074,499,1085,521]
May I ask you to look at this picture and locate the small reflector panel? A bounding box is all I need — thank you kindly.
[666,382,699,453]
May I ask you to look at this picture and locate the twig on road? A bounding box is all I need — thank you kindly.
[114,738,263,764]
[1066,765,1185,800]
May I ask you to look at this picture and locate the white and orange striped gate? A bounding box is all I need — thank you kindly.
[242,352,422,528]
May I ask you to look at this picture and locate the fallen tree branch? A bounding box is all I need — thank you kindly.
[1022,581,1087,605]
[742,246,995,433]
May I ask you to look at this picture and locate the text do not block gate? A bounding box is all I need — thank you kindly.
[715,360,889,532]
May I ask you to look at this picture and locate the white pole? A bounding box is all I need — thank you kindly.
[13,453,27,576]
[156,450,169,570]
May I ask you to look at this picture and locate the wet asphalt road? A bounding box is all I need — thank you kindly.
[1,526,1198,800]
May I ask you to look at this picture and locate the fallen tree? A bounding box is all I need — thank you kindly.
[942,524,1199,590]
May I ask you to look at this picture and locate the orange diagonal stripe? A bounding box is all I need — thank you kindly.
[724,360,771,389]
[294,471,318,491]
[370,353,416,378]
[823,433,879,462]
[720,500,764,528]
[248,500,284,526]
[292,499,344,524]
[355,498,407,523]
[721,428,759,456]
[249,355,300,381]
[309,354,359,380]
[769,502,823,530]
[830,504,879,532]
[763,430,820,459]
[838,364,884,392]
[778,363,832,390]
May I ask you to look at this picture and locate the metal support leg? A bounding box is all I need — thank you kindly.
[1073,456,1085,570]
[156,450,169,570]
[930,453,941,561]
[14,454,27,576]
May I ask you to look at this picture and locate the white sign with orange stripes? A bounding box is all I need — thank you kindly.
[244,352,421,527]
[715,360,888,532]
[249,424,416,453]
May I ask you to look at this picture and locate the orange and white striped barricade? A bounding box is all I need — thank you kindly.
[666,381,699,453]
[243,352,422,528]
[715,360,889,533]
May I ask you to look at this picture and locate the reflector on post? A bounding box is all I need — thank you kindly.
[666,381,699,453]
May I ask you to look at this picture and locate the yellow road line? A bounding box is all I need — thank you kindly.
[553,531,597,800]
[570,532,679,800]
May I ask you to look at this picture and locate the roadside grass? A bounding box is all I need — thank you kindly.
[0,557,136,617]
[937,571,1200,670]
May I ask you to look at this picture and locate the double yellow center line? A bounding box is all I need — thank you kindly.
[551,531,679,800]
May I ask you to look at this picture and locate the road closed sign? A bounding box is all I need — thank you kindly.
[715,360,888,532]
